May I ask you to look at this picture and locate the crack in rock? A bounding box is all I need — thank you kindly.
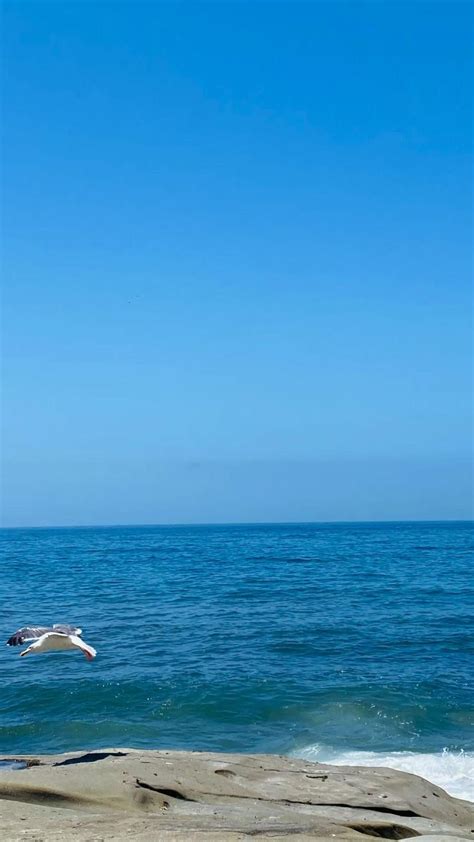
[135,779,196,802]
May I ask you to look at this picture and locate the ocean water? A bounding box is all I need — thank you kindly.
[1,521,473,801]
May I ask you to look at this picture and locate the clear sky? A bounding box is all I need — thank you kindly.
[1,1,472,527]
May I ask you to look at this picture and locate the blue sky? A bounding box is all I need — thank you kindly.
[1,1,472,526]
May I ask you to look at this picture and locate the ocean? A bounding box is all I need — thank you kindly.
[1,521,472,801]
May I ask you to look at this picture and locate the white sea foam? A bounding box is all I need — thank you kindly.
[294,745,474,802]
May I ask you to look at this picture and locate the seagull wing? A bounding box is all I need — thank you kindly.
[52,624,82,636]
[6,626,53,646]
[6,624,82,646]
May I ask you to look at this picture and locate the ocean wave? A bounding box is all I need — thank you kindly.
[293,744,474,802]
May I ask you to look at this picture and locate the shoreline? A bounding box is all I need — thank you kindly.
[0,747,473,841]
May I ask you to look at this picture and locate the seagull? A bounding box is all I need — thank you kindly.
[6,624,97,661]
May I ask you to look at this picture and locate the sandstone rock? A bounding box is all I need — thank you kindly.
[0,748,472,841]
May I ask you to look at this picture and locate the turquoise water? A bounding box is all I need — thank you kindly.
[1,522,473,798]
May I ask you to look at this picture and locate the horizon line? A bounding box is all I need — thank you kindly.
[0,518,472,531]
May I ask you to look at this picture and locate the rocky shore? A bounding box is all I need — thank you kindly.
[0,748,472,841]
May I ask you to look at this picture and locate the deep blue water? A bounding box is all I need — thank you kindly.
[1,522,473,797]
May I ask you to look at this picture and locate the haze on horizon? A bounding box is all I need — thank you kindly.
[1,1,472,528]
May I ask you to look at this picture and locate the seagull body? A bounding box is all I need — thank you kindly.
[20,632,97,661]
[6,624,97,661]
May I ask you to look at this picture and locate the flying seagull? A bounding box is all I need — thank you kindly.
[6,624,97,661]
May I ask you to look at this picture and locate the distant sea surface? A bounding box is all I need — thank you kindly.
[1,521,473,800]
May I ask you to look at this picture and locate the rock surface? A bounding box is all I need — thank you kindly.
[0,748,472,841]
